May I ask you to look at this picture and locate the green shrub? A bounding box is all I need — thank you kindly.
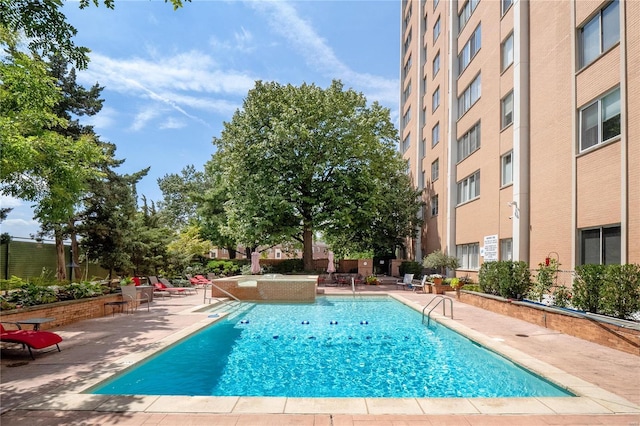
[0,275,27,292]
[206,259,244,276]
[599,264,640,319]
[572,264,606,313]
[528,259,559,302]
[270,259,304,274]
[58,282,105,301]
[5,283,57,307]
[399,261,423,278]
[478,262,499,295]
[479,260,531,299]
[552,285,572,308]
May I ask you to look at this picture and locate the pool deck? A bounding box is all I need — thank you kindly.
[1,284,638,425]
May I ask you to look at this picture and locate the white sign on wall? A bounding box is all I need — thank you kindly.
[483,234,499,261]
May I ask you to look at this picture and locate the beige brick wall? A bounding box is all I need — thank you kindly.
[0,294,124,330]
[211,277,317,301]
[626,0,640,264]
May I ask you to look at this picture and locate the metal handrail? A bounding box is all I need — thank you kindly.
[422,296,453,325]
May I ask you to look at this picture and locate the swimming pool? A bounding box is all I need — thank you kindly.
[91,296,573,398]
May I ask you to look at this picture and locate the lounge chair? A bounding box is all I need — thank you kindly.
[153,282,187,296]
[159,278,197,294]
[412,275,428,293]
[0,323,63,359]
[121,285,150,312]
[395,273,414,290]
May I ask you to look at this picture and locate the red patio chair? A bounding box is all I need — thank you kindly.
[0,323,63,359]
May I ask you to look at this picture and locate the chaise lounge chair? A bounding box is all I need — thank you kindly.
[0,323,63,359]
[412,275,428,293]
[395,273,414,290]
[154,282,187,296]
[159,277,197,294]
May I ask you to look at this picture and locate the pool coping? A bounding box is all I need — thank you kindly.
[12,293,640,417]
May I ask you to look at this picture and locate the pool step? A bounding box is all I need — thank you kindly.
[208,301,254,320]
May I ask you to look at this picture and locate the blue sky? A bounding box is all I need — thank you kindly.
[1,0,401,239]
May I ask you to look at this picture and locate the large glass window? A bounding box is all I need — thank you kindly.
[431,195,439,216]
[433,51,440,77]
[458,0,480,33]
[457,121,481,162]
[500,238,513,261]
[457,170,480,205]
[433,16,441,43]
[404,29,412,55]
[580,87,620,151]
[501,91,513,128]
[458,24,481,74]
[432,122,440,147]
[579,0,619,68]
[501,33,513,72]
[502,0,513,15]
[402,106,412,127]
[432,86,440,112]
[431,158,439,181]
[402,133,411,153]
[404,54,412,78]
[458,74,481,116]
[457,243,479,269]
[580,226,621,265]
[501,151,513,186]
[403,81,412,104]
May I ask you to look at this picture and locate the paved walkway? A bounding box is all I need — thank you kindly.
[1,284,639,425]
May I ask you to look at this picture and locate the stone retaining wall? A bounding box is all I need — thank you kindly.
[0,294,123,331]
[458,291,640,356]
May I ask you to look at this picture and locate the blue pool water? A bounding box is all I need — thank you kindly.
[91,296,573,398]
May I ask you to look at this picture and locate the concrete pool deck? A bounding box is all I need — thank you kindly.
[1,284,638,425]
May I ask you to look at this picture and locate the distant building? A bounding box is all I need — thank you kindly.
[400,0,638,278]
[209,241,330,260]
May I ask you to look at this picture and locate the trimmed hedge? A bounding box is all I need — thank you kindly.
[478,260,531,300]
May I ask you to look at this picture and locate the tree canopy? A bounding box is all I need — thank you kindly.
[210,80,423,270]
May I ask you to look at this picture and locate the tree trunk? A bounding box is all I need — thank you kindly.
[55,229,66,281]
[303,225,314,272]
[70,222,80,281]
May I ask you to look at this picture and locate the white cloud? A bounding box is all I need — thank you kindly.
[82,106,118,130]
[250,1,399,106]
[0,195,23,209]
[160,117,187,130]
[130,107,161,132]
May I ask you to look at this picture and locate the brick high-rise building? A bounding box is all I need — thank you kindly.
[400,0,638,279]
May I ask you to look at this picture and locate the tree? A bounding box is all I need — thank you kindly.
[157,165,206,229]
[212,80,422,271]
[1,33,107,279]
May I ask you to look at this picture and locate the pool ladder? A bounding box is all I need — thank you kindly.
[422,296,453,326]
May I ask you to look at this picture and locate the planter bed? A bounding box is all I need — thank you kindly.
[456,290,640,356]
[0,294,123,331]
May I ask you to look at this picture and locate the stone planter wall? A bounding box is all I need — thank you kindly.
[0,294,123,331]
[457,291,640,356]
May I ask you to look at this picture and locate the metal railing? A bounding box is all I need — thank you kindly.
[422,296,453,326]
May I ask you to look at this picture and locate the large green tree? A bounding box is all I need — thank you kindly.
[212,80,422,271]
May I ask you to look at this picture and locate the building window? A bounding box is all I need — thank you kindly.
[403,81,412,103]
[501,33,514,72]
[579,0,619,69]
[501,151,513,186]
[501,91,514,129]
[500,238,513,261]
[580,87,620,152]
[404,54,412,78]
[434,0,440,11]
[458,73,481,116]
[431,195,439,216]
[502,0,513,15]
[458,24,481,75]
[404,3,412,29]
[433,51,440,77]
[402,133,411,153]
[402,106,412,127]
[580,225,621,265]
[432,122,440,147]
[458,0,480,33]
[432,86,440,112]
[457,121,481,162]
[457,170,480,205]
[433,16,441,43]
[457,243,479,269]
[431,158,439,181]
[404,29,412,55]
[275,249,282,259]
